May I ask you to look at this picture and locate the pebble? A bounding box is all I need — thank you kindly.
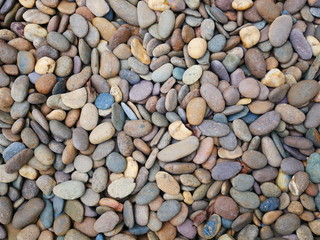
[186,97,206,125]
[53,180,85,200]
[287,80,320,107]
[259,198,280,212]
[12,198,44,229]
[239,26,260,48]
[137,1,156,29]
[274,213,301,235]
[242,150,268,169]
[129,80,153,102]
[157,200,181,221]
[157,136,199,162]
[107,177,136,198]
[230,188,260,209]
[290,28,313,60]
[269,15,293,47]
[89,122,115,144]
[200,83,225,113]
[182,65,202,85]
[86,0,109,17]
[0,196,12,224]
[213,196,239,220]
[244,48,266,79]
[155,171,180,195]
[306,153,320,183]
[0,0,319,239]
[249,111,281,136]
[69,14,88,38]
[201,214,221,238]
[188,38,207,59]
[211,161,242,180]
[231,174,254,192]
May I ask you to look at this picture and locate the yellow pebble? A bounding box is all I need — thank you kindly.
[110,85,123,103]
[124,157,138,179]
[236,98,252,105]
[232,0,253,10]
[183,191,194,205]
[19,165,38,179]
[168,120,192,140]
[148,0,170,11]
[19,0,35,8]
[239,26,260,48]
[131,38,151,65]
[35,57,56,75]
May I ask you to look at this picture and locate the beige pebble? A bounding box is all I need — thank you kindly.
[261,69,285,87]
[187,38,207,59]
[35,57,56,75]
[168,121,192,140]
[232,0,253,10]
[239,26,260,48]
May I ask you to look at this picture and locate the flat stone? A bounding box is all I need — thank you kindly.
[157,200,181,222]
[12,198,44,229]
[107,177,136,198]
[213,196,239,220]
[200,83,225,112]
[108,0,138,26]
[306,153,320,183]
[274,213,301,235]
[53,180,85,200]
[155,171,180,195]
[287,80,320,107]
[211,161,242,180]
[94,211,119,233]
[69,14,88,38]
[157,136,199,162]
[86,0,109,17]
[230,188,260,209]
[249,111,281,136]
[268,15,293,47]
[135,182,160,205]
[290,28,313,60]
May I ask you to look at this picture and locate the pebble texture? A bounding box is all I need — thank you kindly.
[0,0,320,239]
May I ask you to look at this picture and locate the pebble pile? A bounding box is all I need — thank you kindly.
[1,0,320,239]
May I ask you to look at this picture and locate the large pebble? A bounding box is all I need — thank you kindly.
[157,136,199,162]
[53,180,85,200]
[269,15,293,47]
[290,28,313,60]
[274,213,301,235]
[107,177,136,198]
[12,198,44,229]
[306,153,320,183]
[230,188,260,209]
[211,161,242,180]
[287,80,320,107]
[249,111,281,136]
[200,83,225,112]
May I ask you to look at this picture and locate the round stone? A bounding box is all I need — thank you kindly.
[106,152,127,173]
[107,178,136,199]
[274,213,301,235]
[157,200,181,222]
[188,38,207,59]
[182,65,203,85]
[53,180,85,200]
[239,26,260,48]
